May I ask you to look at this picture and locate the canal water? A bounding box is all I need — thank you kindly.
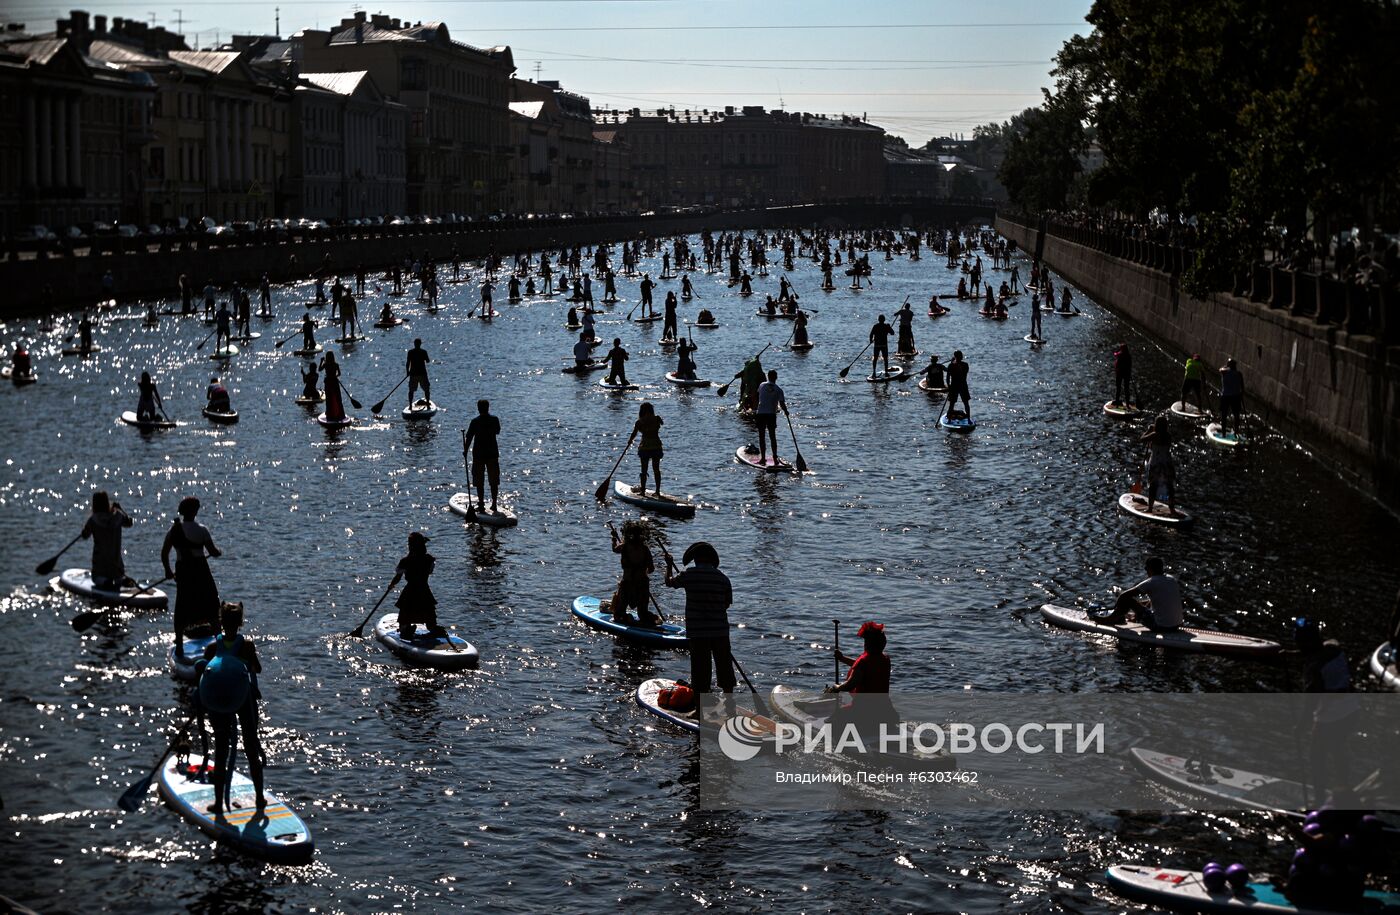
[1,231,1396,912]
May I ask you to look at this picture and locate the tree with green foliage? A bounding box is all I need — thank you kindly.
[997,88,1090,214]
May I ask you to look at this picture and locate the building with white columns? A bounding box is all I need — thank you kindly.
[0,12,155,235]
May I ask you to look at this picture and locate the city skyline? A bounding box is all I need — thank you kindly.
[0,0,1093,141]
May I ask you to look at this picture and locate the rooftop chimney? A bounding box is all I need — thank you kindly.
[94,14,106,32]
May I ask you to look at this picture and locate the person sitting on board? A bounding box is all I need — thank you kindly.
[135,371,163,422]
[406,339,431,410]
[1139,415,1178,516]
[999,281,1012,300]
[676,338,699,380]
[792,310,810,348]
[929,292,946,314]
[462,400,502,514]
[300,361,320,401]
[609,521,659,627]
[163,496,223,659]
[525,276,537,297]
[379,302,394,324]
[825,620,899,741]
[300,313,316,353]
[762,295,778,316]
[1181,353,1206,412]
[697,308,716,325]
[1112,343,1133,406]
[194,600,265,816]
[921,354,947,389]
[1096,556,1183,631]
[391,532,444,641]
[1059,286,1078,314]
[567,306,579,327]
[605,338,630,385]
[206,376,231,413]
[946,351,972,420]
[82,490,133,591]
[626,402,666,497]
[664,541,735,715]
[1218,357,1244,434]
[956,277,968,299]
[572,332,596,371]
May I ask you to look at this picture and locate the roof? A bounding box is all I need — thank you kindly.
[592,128,618,144]
[88,38,161,64]
[301,70,368,96]
[509,100,544,119]
[4,37,67,66]
[167,49,242,74]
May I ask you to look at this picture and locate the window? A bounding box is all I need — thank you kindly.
[150,147,165,179]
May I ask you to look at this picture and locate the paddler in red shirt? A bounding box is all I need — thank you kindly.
[825,621,899,739]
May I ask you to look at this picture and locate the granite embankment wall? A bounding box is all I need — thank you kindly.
[0,201,992,316]
[996,216,1400,512]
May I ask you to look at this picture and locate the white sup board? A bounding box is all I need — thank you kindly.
[1170,400,1208,419]
[120,411,175,430]
[613,480,697,518]
[374,613,478,670]
[170,633,220,681]
[1105,864,1400,915]
[402,400,437,420]
[448,491,518,528]
[53,568,168,608]
[1039,604,1280,657]
[1118,492,1192,525]
[665,372,710,387]
[1205,422,1244,447]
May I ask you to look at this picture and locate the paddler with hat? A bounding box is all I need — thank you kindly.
[826,620,898,739]
[195,600,265,816]
[664,541,735,712]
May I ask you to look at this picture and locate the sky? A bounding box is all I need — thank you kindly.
[4,0,1095,143]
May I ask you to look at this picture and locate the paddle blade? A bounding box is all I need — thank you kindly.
[71,609,103,632]
[35,556,59,575]
[795,452,809,473]
[594,477,611,502]
[371,400,386,414]
[348,397,363,410]
[349,623,367,637]
[715,382,731,397]
[838,366,851,379]
[118,774,154,812]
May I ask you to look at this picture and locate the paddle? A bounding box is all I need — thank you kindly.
[349,577,398,637]
[194,325,218,352]
[71,575,174,632]
[838,341,872,380]
[117,716,197,813]
[730,654,770,716]
[459,431,478,520]
[832,619,841,683]
[371,374,409,414]
[783,410,809,472]
[36,532,84,575]
[594,436,634,502]
[273,328,302,349]
[716,343,771,398]
[155,390,173,425]
[337,379,363,411]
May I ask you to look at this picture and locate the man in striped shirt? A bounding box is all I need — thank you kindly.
[664,541,735,708]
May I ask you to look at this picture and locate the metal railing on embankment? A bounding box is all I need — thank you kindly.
[999,215,1400,345]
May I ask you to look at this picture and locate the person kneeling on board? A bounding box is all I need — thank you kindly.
[697,308,715,325]
[1095,556,1183,631]
[665,541,735,714]
[194,600,265,816]
[921,354,947,389]
[605,338,630,385]
[572,332,595,370]
[609,521,659,628]
[206,376,231,413]
[825,621,899,740]
[392,532,445,640]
